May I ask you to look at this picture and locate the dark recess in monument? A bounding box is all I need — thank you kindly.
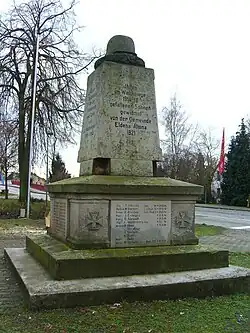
[92,158,111,175]
[153,161,158,176]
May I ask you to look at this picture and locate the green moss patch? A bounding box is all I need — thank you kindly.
[26,235,229,280]
[195,224,226,237]
[230,253,250,268]
[47,175,203,195]
[48,175,196,186]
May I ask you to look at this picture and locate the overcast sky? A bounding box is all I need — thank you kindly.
[2,0,250,177]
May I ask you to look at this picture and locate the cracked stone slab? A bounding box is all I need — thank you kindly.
[4,248,250,309]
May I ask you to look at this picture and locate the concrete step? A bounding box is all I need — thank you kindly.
[4,247,250,310]
[26,235,229,280]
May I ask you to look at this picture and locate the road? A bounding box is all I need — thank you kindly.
[1,185,250,230]
[195,206,250,230]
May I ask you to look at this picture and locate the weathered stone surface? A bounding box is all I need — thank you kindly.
[106,35,135,54]
[78,61,162,176]
[25,235,230,280]
[48,176,202,249]
[69,200,109,246]
[171,201,197,245]
[108,159,153,177]
[50,198,68,241]
[48,175,203,196]
[110,201,171,247]
[95,35,145,69]
[94,53,145,69]
[5,247,250,309]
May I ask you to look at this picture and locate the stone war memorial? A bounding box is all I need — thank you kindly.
[5,35,250,309]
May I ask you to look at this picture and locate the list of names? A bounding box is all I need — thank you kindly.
[111,201,171,247]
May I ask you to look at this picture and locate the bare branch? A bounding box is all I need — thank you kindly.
[0,0,96,202]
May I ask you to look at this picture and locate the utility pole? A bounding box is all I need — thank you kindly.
[45,131,52,212]
[26,28,39,219]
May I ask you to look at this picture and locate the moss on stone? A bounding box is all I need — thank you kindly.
[48,175,203,195]
[48,175,199,186]
[27,235,208,259]
[26,235,229,281]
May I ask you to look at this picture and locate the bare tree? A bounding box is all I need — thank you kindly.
[196,128,220,202]
[161,94,198,179]
[0,0,98,202]
[159,95,220,203]
[0,110,18,199]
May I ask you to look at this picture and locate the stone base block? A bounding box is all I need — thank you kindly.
[5,248,250,310]
[48,175,203,249]
[26,235,229,280]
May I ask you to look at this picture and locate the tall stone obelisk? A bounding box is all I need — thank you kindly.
[77,35,162,177]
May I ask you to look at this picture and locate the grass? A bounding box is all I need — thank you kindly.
[0,292,249,332]
[195,223,226,237]
[0,218,44,230]
[0,220,249,332]
[230,252,250,268]
[0,198,49,220]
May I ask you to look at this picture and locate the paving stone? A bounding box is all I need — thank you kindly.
[199,230,250,252]
[0,238,25,311]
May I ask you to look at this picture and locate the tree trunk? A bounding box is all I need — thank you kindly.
[20,53,37,207]
[203,183,210,203]
[19,155,29,204]
[4,161,8,200]
[206,178,213,203]
[25,105,33,205]
[18,92,27,203]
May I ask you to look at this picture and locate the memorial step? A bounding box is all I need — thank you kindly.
[4,247,250,310]
[26,235,229,280]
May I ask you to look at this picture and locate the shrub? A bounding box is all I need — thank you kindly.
[0,199,50,219]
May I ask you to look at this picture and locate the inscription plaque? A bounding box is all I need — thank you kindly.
[51,198,67,239]
[111,200,171,247]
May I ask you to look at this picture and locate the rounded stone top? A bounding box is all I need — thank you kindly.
[106,35,135,55]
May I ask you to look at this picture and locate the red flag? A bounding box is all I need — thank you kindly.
[218,128,225,175]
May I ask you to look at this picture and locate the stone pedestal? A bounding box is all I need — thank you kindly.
[48,175,202,249]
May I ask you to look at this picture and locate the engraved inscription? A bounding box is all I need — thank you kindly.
[109,82,154,137]
[111,201,171,247]
[51,199,67,238]
[82,87,97,138]
[78,63,162,164]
